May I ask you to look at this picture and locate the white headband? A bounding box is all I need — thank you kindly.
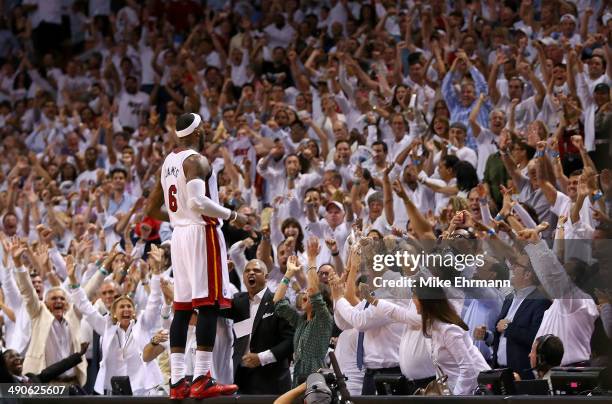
[176,113,202,138]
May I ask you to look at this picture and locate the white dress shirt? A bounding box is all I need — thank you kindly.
[576,72,612,152]
[45,317,75,378]
[334,298,403,370]
[333,328,364,395]
[474,128,498,180]
[243,288,276,366]
[377,300,490,395]
[372,299,436,380]
[526,241,599,365]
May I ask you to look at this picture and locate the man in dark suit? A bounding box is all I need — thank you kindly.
[221,259,294,394]
[485,259,551,379]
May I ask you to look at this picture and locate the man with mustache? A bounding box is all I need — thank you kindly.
[221,259,294,394]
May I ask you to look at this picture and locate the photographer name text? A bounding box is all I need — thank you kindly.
[373,275,510,289]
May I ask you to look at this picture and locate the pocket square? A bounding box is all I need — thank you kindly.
[262,312,273,319]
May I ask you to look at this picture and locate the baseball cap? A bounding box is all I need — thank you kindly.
[539,37,557,46]
[326,200,344,212]
[450,122,468,133]
[560,14,577,24]
[594,83,610,93]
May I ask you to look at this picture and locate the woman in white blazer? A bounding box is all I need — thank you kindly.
[66,256,164,395]
[365,285,490,395]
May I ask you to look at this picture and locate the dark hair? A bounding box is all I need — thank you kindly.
[304,187,320,198]
[407,52,422,66]
[113,131,129,141]
[535,334,564,370]
[335,139,350,148]
[455,161,479,192]
[0,353,16,383]
[280,218,304,253]
[442,155,460,172]
[489,263,509,281]
[176,113,196,131]
[372,140,388,154]
[413,285,468,337]
[59,162,78,182]
[110,167,128,179]
[13,70,31,90]
[391,85,407,108]
[569,169,583,178]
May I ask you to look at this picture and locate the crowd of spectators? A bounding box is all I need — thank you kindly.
[0,0,610,397]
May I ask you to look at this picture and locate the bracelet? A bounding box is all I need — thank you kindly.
[331,251,339,257]
[281,277,290,286]
[308,265,317,271]
[494,213,506,221]
[548,150,560,158]
[69,283,80,290]
[229,211,238,222]
[478,197,488,205]
[535,150,545,158]
[99,267,109,276]
[487,228,496,236]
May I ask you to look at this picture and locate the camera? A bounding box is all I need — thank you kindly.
[305,369,339,404]
[305,352,353,404]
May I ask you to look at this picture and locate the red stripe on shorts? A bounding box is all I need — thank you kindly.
[192,225,231,309]
[174,301,193,310]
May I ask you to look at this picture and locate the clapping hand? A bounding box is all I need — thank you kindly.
[285,256,301,279]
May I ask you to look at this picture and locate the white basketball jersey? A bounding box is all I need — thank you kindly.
[160,149,223,227]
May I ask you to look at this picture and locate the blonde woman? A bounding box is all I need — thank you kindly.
[67,251,164,395]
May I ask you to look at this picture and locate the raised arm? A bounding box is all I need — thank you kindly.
[273,256,301,328]
[67,256,106,335]
[392,179,436,239]
[183,154,246,224]
[382,164,395,226]
[518,62,545,109]
[370,298,420,328]
[487,52,505,105]
[469,93,486,137]
[12,244,42,319]
[522,236,582,299]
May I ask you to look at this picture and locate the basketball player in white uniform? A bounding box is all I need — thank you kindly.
[146,112,247,399]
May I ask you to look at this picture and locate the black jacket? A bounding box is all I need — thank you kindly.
[222,288,294,394]
[493,287,551,379]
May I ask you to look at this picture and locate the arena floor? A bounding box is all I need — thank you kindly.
[4,395,612,403]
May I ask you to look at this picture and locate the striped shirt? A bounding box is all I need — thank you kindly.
[442,66,492,150]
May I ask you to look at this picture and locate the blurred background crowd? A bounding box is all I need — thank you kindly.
[0,0,610,398]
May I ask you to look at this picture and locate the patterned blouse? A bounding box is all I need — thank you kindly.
[275,292,333,387]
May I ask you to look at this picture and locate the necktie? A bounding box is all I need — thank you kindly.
[356,301,370,370]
